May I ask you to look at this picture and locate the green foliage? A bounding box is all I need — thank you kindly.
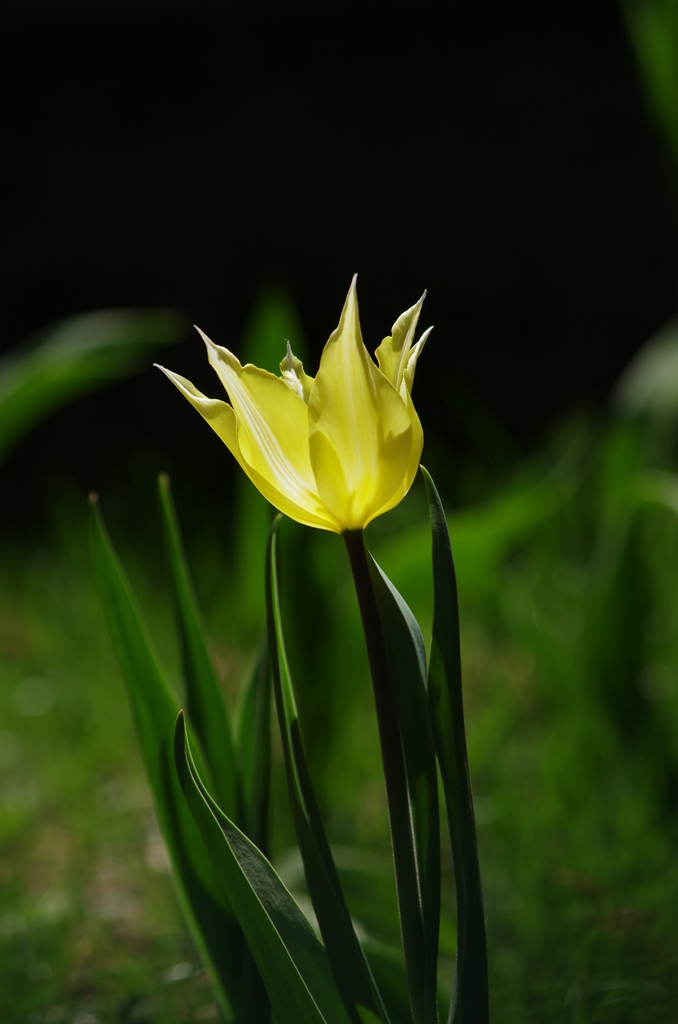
[623,0,678,184]
[158,474,242,822]
[88,394,492,1024]
[3,405,678,1019]
[3,282,678,1023]
[422,468,488,1024]
[365,552,441,1024]
[0,308,185,464]
[266,520,391,1024]
[175,713,353,1024]
[89,494,247,1022]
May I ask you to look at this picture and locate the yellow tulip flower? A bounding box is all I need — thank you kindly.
[156,277,431,534]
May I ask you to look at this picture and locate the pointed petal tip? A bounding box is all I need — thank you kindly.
[410,290,427,313]
[194,325,214,348]
[334,274,361,336]
[154,363,188,391]
[155,362,182,386]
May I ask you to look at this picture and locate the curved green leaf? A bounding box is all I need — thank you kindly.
[421,467,488,1024]
[235,636,272,856]
[158,473,242,821]
[0,308,184,463]
[89,495,242,1022]
[174,712,354,1024]
[366,554,441,1023]
[344,529,430,1024]
[267,519,391,1024]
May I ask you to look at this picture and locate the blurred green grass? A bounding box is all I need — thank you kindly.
[1,286,678,1022]
[2,404,678,1022]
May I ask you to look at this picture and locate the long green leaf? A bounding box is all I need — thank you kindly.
[235,636,272,856]
[344,529,429,1024]
[158,473,242,821]
[367,554,441,1023]
[622,0,678,178]
[267,520,391,1024]
[89,496,242,1021]
[421,467,488,1024]
[0,308,184,463]
[158,474,273,1022]
[174,712,355,1024]
[233,644,273,1024]
[363,942,422,1024]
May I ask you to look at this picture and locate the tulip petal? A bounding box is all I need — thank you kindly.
[358,382,425,525]
[156,364,340,532]
[159,280,430,534]
[375,292,427,392]
[308,277,414,531]
[200,332,333,512]
[402,326,433,396]
[405,397,424,487]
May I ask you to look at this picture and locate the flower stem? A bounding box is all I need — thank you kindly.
[343,529,430,1024]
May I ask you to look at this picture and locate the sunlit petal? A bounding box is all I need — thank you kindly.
[402,326,433,396]
[401,393,425,496]
[375,292,428,392]
[159,279,430,533]
[155,366,241,453]
[308,277,414,530]
[198,331,325,507]
[156,364,339,532]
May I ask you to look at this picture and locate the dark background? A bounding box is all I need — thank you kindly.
[2,0,676,529]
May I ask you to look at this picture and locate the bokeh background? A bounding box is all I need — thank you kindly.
[3,1,678,1022]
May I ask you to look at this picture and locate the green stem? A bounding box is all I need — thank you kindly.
[343,529,429,1024]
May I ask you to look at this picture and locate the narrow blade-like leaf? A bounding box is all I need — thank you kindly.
[344,529,429,1024]
[174,712,354,1024]
[233,638,273,1024]
[158,473,242,821]
[0,308,184,463]
[89,496,242,1021]
[421,467,488,1024]
[367,554,441,1023]
[267,520,391,1024]
[235,636,272,855]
